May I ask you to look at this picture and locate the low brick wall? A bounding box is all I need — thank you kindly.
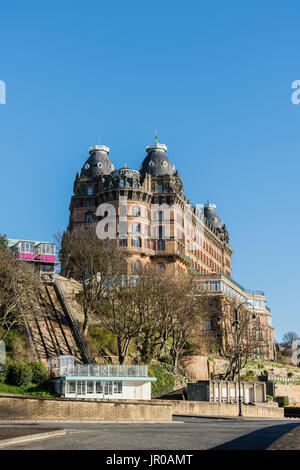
[164,400,284,419]
[0,394,172,422]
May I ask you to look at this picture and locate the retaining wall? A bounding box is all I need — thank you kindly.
[166,400,284,419]
[0,394,172,422]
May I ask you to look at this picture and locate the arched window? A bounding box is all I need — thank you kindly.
[85,212,93,223]
[132,260,141,273]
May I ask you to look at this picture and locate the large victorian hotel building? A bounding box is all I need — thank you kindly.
[66,141,275,360]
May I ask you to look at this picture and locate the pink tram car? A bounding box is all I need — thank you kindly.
[7,239,57,279]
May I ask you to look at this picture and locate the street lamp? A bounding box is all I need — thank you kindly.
[234,301,254,417]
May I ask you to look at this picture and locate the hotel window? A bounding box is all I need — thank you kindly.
[158,263,166,270]
[157,183,163,194]
[119,238,127,247]
[157,240,165,251]
[132,237,141,248]
[87,185,93,196]
[132,206,141,217]
[158,211,163,221]
[145,239,150,248]
[132,260,141,272]
[85,212,93,223]
[132,222,141,233]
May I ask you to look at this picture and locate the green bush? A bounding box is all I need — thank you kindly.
[149,364,175,397]
[6,362,32,386]
[29,362,49,384]
[266,395,273,402]
[274,396,289,407]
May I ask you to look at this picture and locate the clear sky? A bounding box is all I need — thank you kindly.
[0,0,299,341]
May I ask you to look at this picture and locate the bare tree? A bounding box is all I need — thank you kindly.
[59,227,127,337]
[217,297,265,380]
[0,239,40,341]
[282,331,299,348]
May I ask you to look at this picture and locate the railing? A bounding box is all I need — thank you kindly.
[221,271,265,297]
[51,364,149,378]
[54,277,92,364]
[268,375,300,383]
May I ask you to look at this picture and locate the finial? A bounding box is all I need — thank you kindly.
[98,136,101,145]
[124,163,127,168]
[155,129,158,145]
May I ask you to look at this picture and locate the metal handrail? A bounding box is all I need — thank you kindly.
[54,277,92,364]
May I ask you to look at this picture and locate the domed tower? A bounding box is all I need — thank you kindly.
[80,145,115,177]
[140,142,175,177]
[67,144,115,233]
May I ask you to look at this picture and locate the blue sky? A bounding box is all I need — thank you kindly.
[0,0,299,341]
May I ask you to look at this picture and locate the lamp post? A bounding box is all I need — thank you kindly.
[233,301,256,417]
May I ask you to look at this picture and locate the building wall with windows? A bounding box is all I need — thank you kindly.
[65,142,275,360]
[67,143,233,276]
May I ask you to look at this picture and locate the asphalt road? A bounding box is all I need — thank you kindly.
[1,417,300,450]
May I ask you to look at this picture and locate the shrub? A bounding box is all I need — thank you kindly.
[29,362,49,384]
[287,372,293,378]
[6,362,32,386]
[274,396,289,407]
[149,364,175,397]
[266,395,273,402]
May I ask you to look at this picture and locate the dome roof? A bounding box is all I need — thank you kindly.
[80,145,114,178]
[204,203,223,230]
[140,143,175,177]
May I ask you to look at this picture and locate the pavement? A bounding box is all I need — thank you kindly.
[0,426,66,448]
[0,417,299,450]
[267,425,300,450]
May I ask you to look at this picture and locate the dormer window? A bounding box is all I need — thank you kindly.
[87,185,93,195]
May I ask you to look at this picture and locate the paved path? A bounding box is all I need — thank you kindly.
[1,417,299,450]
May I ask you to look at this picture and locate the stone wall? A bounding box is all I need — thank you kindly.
[0,394,172,422]
[274,383,300,406]
[164,400,284,419]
